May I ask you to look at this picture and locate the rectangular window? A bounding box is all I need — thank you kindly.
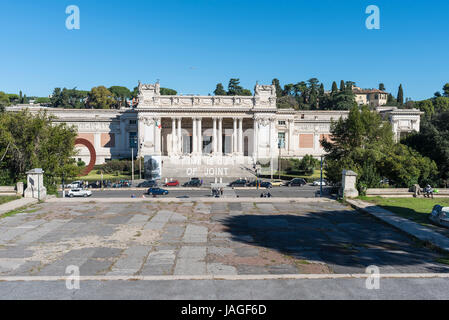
[129,120,137,125]
[129,132,138,148]
[278,132,286,149]
[299,134,314,148]
[278,121,286,126]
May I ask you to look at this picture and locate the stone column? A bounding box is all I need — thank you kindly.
[288,119,293,154]
[238,118,243,155]
[218,118,223,155]
[177,118,182,154]
[197,118,202,155]
[212,118,217,154]
[269,118,274,157]
[171,118,176,156]
[153,117,161,155]
[233,118,238,154]
[138,116,144,157]
[192,117,197,154]
[253,118,258,159]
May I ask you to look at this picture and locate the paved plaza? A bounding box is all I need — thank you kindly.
[1,200,449,278]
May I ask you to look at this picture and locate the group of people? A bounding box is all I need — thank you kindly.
[212,188,224,197]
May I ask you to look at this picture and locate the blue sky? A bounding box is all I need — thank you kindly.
[0,0,448,100]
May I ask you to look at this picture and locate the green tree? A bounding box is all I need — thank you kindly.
[321,105,437,190]
[387,93,397,105]
[227,79,251,96]
[403,111,449,185]
[50,88,88,109]
[397,84,404,105]
[443,83,449,97]
[87,86,115,109]
[160,88,177,95]
[433,97,449,113]
[109,86,131,108]
[379,83,386,91]
[272,79,283,97]
[213,83,227,96]
[7,94,19,104]
[35,97,51,105]
[277,95,299,109]
[415,99,435,118]
[0,110,79,189]
[331,82,338,95]
[0,92,10,111]
[295,155,320,175]
[340,80,345,92]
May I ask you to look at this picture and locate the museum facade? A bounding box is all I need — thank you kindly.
[7,82,423,173]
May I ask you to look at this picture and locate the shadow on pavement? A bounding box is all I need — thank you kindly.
[220,209,449,273]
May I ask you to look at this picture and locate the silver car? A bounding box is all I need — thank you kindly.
[67,188,92,198]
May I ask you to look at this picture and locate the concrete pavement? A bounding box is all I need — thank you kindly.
[1,277,449,299]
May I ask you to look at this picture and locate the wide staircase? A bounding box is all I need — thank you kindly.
[160,156,257,185]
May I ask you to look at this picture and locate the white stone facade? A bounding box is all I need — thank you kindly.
[6,83,423,170]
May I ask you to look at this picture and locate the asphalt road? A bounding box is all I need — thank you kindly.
[1,277,449,299]
[59,186,330,199]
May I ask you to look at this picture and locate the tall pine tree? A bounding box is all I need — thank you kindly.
[331,82,338,95]
[340,80,345,92]
[397,84,404,105]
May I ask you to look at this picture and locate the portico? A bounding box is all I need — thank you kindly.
[136,82,280,165]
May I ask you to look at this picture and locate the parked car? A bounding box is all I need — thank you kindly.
[138,180,158,188]
[147,187,169,196]
[271,179,284,187]
[66,188,92,198]
[286,178,307,187]
[88,182,101,189]
[430,205,449,228]
[66,181,83,189]
[260,182,272,188]
[313,180,327,186]
[229,179,248,187]
[246,180,263,187]
[164,180,180,187]
[183,178,202,187]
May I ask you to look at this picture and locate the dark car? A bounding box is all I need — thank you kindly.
[247,180,263,187]
[286,178,307,187]
[229,179,248,187]
[260,182,272,188]
[147,187,169,195]
[87,182,101,189]
[138,180,158,188]
[183,179,202,187]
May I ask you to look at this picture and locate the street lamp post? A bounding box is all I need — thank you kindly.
[320,155,324,198]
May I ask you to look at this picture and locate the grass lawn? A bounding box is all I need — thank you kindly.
[70,171,132,183]
[0,196,20,205]
[359,196,449,227]
[263,169,323,181]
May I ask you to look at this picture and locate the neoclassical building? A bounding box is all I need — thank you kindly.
[7,82,423,178]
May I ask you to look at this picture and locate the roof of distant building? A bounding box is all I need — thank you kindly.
[352,86,387,95]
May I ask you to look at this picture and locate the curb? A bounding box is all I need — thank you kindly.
[1,273,449,282]
[0,198,39,216]
[46,197,334,204]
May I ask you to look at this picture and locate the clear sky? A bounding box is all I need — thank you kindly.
[0,0,448,100]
